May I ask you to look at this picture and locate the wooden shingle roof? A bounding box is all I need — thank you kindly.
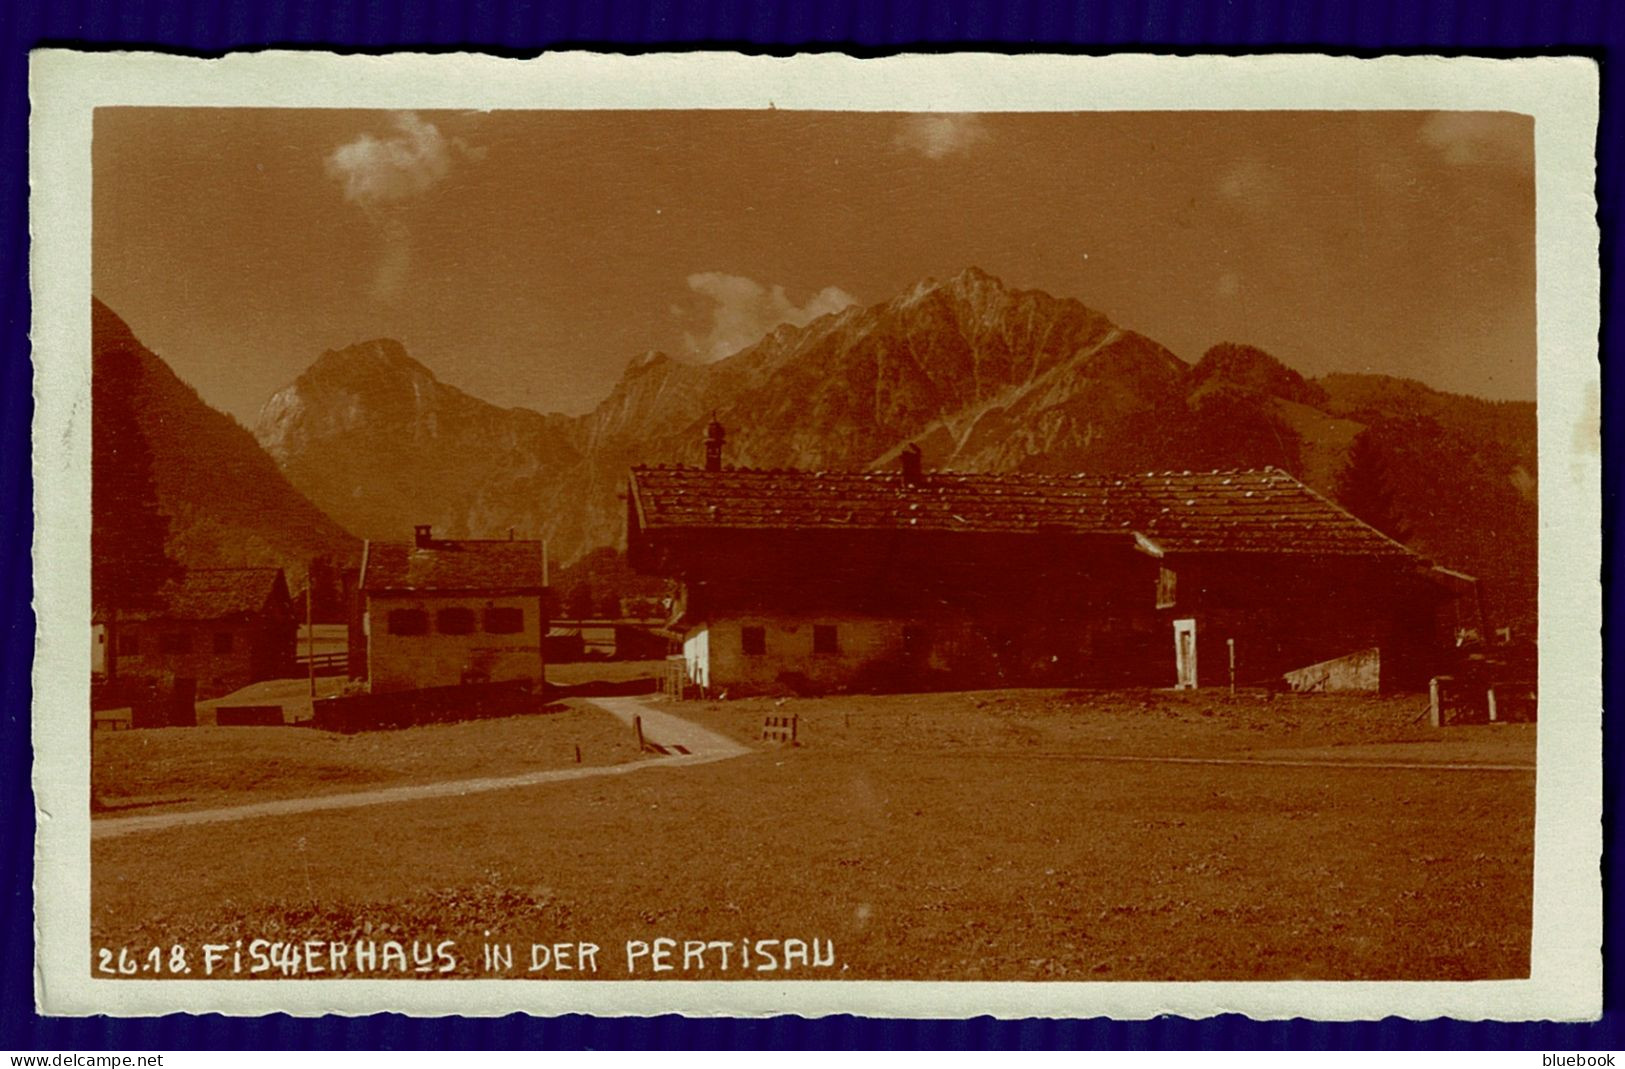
[628,465,1417,558]
[127,567,288,622]
[361,539,546,594]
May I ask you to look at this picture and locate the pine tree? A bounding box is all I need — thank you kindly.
[1335,429,1412,543]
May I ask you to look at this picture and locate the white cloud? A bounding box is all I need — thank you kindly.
[1419,112,1526,166]
[326,111,481,207]
[325,112,483,298]
[682,272,858,363]
[893,114,989,160]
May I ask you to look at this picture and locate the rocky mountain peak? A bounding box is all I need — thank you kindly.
[301,338,434,385]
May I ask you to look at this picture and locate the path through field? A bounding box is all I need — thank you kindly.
[90,697,746,840]
[587,696,752,758]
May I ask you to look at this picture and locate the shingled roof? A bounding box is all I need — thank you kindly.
[361,538,546,594]
[628,465,1417,558]
[134,567,289,622]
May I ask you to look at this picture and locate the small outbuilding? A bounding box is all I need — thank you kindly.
[359,525,548,693]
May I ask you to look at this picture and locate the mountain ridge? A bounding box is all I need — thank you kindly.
[249,269,1538,633]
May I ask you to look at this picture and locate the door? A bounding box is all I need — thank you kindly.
[1173,618,1198,690]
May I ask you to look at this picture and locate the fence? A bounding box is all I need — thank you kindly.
[661,656,692,701]
[1430,675,1538,727]
[762,714,799,744]
[295,650,348,677]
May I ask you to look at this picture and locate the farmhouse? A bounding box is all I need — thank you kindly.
[626,439,1477,696]
[359,525,548,693]
[98,567,298,701]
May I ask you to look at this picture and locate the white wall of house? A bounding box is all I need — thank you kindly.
[365,593,543,693]
[685,613,913,694]
[682,626,710,690]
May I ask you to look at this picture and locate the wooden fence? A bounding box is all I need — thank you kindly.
[762,714,799,744]
[295,650,348,677]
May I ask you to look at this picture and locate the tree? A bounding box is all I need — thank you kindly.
[306,555,345,623]
[564,583,596,620]
[1335,429,1412,544]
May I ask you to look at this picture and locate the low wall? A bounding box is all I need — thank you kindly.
[311,679,547,733]
[1283,648,1381,694]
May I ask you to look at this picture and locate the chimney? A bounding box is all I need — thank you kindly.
[901,442,924,486]
[704,415,726,472]
[414,524,433,548]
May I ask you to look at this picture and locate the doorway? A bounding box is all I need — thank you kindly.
[1173,618,1198,690]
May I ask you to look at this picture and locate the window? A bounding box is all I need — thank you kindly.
[484,606,524,634]
[160,632,192,655]
[213,631,234,654]
[812,624,839,655]
[437,607,477,635]
[117,632,139,656]
[1156,566,1178,610]
[387,609,429,636]
[741,626,766,656]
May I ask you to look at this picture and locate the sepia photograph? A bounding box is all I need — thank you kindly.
[28,51,1601,1021]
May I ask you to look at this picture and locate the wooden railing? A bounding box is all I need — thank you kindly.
[295,650,348,677]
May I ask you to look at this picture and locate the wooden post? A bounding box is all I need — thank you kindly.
[306,581,315,700]
[634,714,644,752]
[574,743,582,764]
[1227,638,1236,696]
[1486,685,1498,723]
[1429,676,1442,728]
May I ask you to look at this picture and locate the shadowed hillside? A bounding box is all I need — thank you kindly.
[93,299,361,591]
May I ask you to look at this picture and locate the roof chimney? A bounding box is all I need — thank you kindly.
[414,524,433,548]
[704,415,726,472]
[901,442,924,486]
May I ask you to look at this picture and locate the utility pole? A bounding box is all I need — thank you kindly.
[307,578,315,700]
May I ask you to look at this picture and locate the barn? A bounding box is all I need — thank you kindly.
[626,444,1476,697]
[359,525,548,693]
[97,567,298,701]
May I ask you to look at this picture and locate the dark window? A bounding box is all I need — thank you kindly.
[117,632,139,656]
[213,631,234,654]
[484,606,524,634]
[387,609,429,636]
[741,626,766,656]
[159,632,192,655]
[813,624,839,655]
[437,607,477,635]
[1156,566,1178,610]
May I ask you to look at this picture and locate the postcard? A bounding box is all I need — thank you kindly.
[29,50,1601,1019]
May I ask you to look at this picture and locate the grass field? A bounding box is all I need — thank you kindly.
[92,703,643,814]
[90,688,1534,981]
[546,659,666,687]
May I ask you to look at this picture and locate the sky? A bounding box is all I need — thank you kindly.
[93,107,1536,425]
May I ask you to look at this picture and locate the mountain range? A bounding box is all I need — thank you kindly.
[92,267,1539,634]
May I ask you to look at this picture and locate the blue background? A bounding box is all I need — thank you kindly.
[2,0,1619,1050]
